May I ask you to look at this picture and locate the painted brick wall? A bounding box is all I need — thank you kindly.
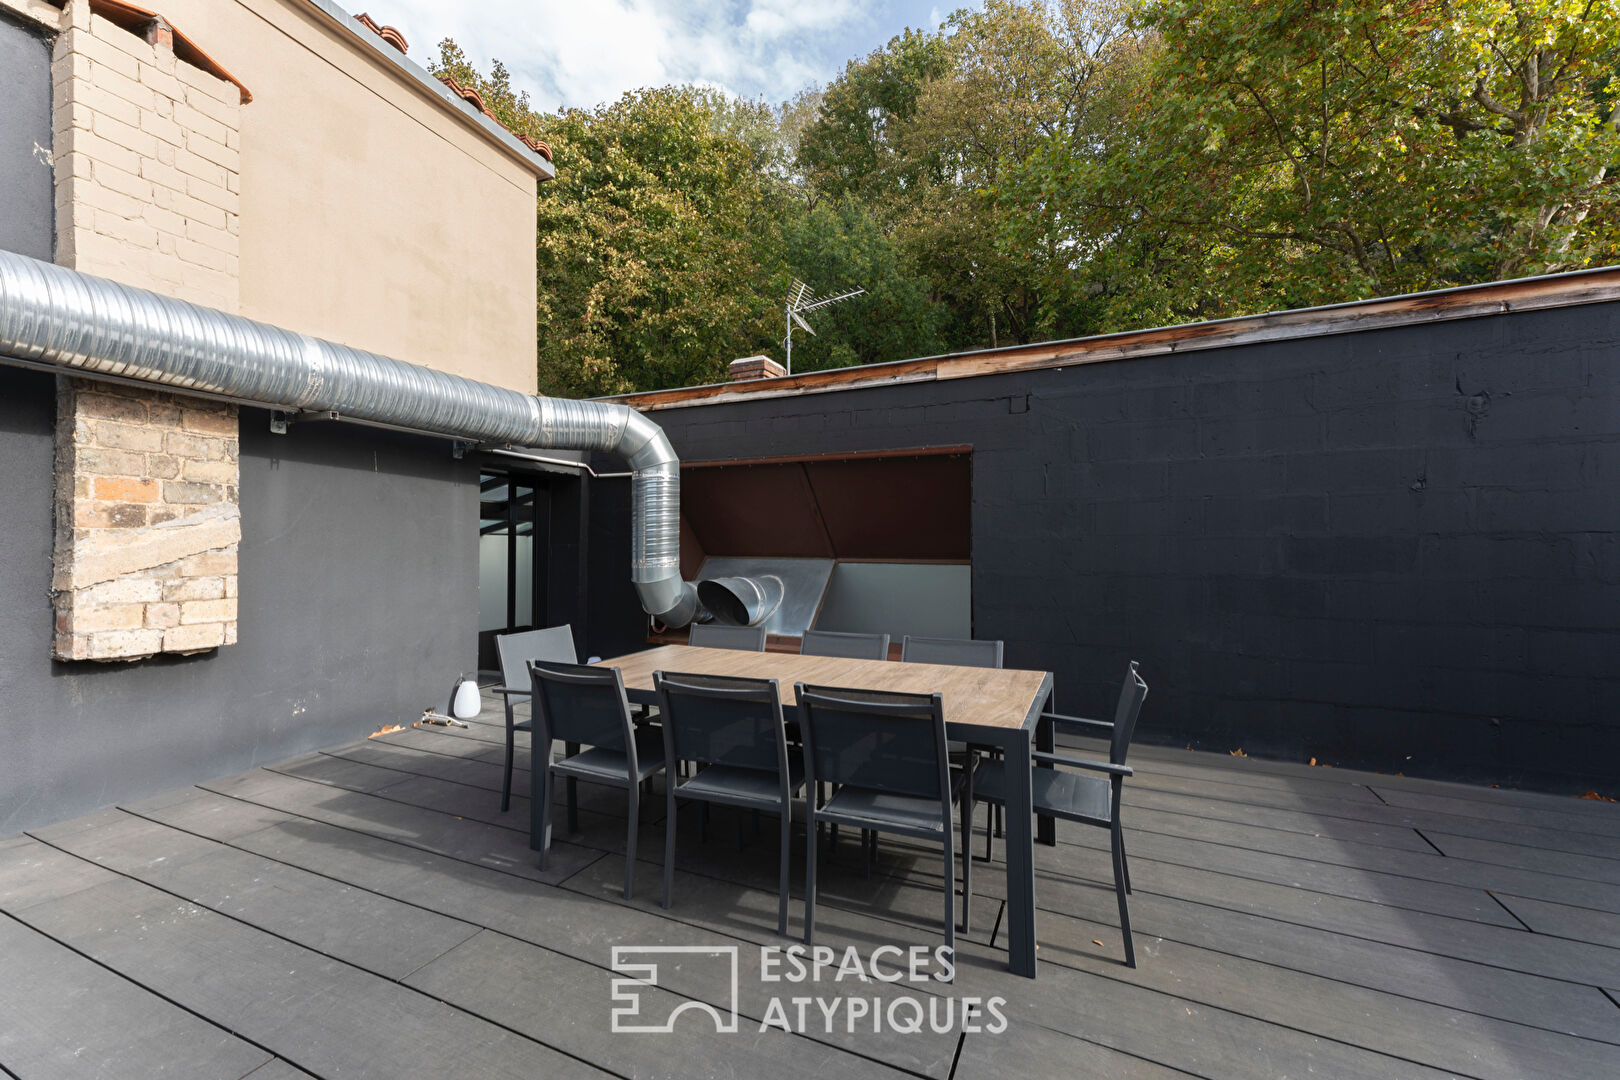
[52,3,240,307]
[49,0,245,661]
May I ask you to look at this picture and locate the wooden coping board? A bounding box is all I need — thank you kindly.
[593,644,1049,730]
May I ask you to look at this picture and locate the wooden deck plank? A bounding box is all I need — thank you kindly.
[954,1021,1197,1079]
[563,855,1620,1078]
[28,808,482,981]
[405,929,919,1080]
[978,898,1620,1080]
[13,721,1619,1080]
[566,854,1465,1080]
[1491,892,1620,950]
[126,787,963,1077]
[1421,829,1620,886]
[196,768,602,884]
[1367,785,1620,838]
[1065,797,1620,912]
[941,838,1620,988]
[0,910,272,1080]
[239,1061,318,1080]
[1121,739,1620,819]
[1,871,610,1080]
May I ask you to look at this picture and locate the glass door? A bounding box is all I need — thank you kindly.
[478,472,549,671]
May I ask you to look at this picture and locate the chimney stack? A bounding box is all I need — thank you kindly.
[728,355,786,382]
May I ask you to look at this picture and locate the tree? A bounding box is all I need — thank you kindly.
[778,199,945,371]
[532,87,784,396]
[1008,0,1620,324]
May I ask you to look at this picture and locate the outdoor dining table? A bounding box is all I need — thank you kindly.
[591,643,1056,978]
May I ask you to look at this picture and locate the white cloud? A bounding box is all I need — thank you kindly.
[364,0,886,110]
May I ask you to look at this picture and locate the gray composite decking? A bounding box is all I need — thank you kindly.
[2,704,1618,1080]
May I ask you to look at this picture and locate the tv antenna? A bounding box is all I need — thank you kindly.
[783,278,866,374]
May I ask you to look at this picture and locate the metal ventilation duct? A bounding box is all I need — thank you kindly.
[698,575,784,627]
[0,250,701,625]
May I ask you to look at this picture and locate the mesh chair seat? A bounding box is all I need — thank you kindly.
[972,759,1112,825]
[676,759,804,807]
[821,770,969,836]
[553,727,666,784]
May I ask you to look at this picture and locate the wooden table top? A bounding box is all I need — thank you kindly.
[593,644,1051,731]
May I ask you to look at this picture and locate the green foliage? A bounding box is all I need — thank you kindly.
[437,0,1620,394]
[530,86,783,396]
[779,200,946,371]
[1008,0,1620,324]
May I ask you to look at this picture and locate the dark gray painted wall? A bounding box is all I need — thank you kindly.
[0,370,479,835]
[0,9,54,261]
[585,303,1620,793]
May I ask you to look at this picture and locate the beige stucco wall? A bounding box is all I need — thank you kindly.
[145,0,540,394]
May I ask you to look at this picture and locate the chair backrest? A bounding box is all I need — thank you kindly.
[900,635,1003,669]
[527,660,635,756]
[688,622,768,651]
[794,683,950,803]
[800,629,891,661]
[496,625,577,689]
[1109,661,1149,766]
[654,671,787,775]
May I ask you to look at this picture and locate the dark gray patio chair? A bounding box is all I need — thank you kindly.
[494,625,577,812]
[795,683,972,961]
[800,629,891,660]
[689,622,768,651]
[654,671,802,934]
[968,661,1148,966]
[899,635,1003,669]
[900,634,1006,837]
[527,659,664,899]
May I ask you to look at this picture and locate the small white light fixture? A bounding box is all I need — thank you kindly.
[450,672,482,720]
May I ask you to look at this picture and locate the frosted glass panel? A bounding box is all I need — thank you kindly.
[513,534,534,627]
[478,535,508,631]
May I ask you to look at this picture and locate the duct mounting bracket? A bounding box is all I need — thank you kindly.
[269,411,292,435]
[451,440,474,460]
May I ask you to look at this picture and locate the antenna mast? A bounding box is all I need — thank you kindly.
[783,278,866,374]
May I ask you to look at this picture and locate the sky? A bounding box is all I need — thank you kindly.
[370,1,964,112]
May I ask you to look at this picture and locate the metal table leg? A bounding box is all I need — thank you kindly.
[1001,728,1038,978]
[1036,689,1056,846]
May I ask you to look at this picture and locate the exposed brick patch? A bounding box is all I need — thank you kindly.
[54,380,239,661]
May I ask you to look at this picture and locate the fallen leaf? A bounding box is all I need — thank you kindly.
[1229,748,1247,757]
[1309,757,1316,766]
[368,724,403,738]
[1092,939,1105,947]
[1578,791,1617,802]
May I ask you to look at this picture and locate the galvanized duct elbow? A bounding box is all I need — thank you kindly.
[0,250,700,627]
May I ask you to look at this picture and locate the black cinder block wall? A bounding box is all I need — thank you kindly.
[586,304,1620,793]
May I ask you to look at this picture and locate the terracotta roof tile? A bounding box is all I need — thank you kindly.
[436,72,553,163]
[355,12,408,55]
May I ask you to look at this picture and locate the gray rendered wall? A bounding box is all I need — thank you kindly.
[586,303,1620,793]
[0,370,479,835]
[0,9,54,261]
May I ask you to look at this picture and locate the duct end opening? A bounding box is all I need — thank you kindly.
[697,575,784,627]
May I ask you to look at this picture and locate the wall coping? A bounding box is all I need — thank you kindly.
[606,265,1620,412]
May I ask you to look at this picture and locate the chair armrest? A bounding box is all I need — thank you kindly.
[1032,751,1132,777]
[1041,711,1113,734]
[493,686,531,698]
